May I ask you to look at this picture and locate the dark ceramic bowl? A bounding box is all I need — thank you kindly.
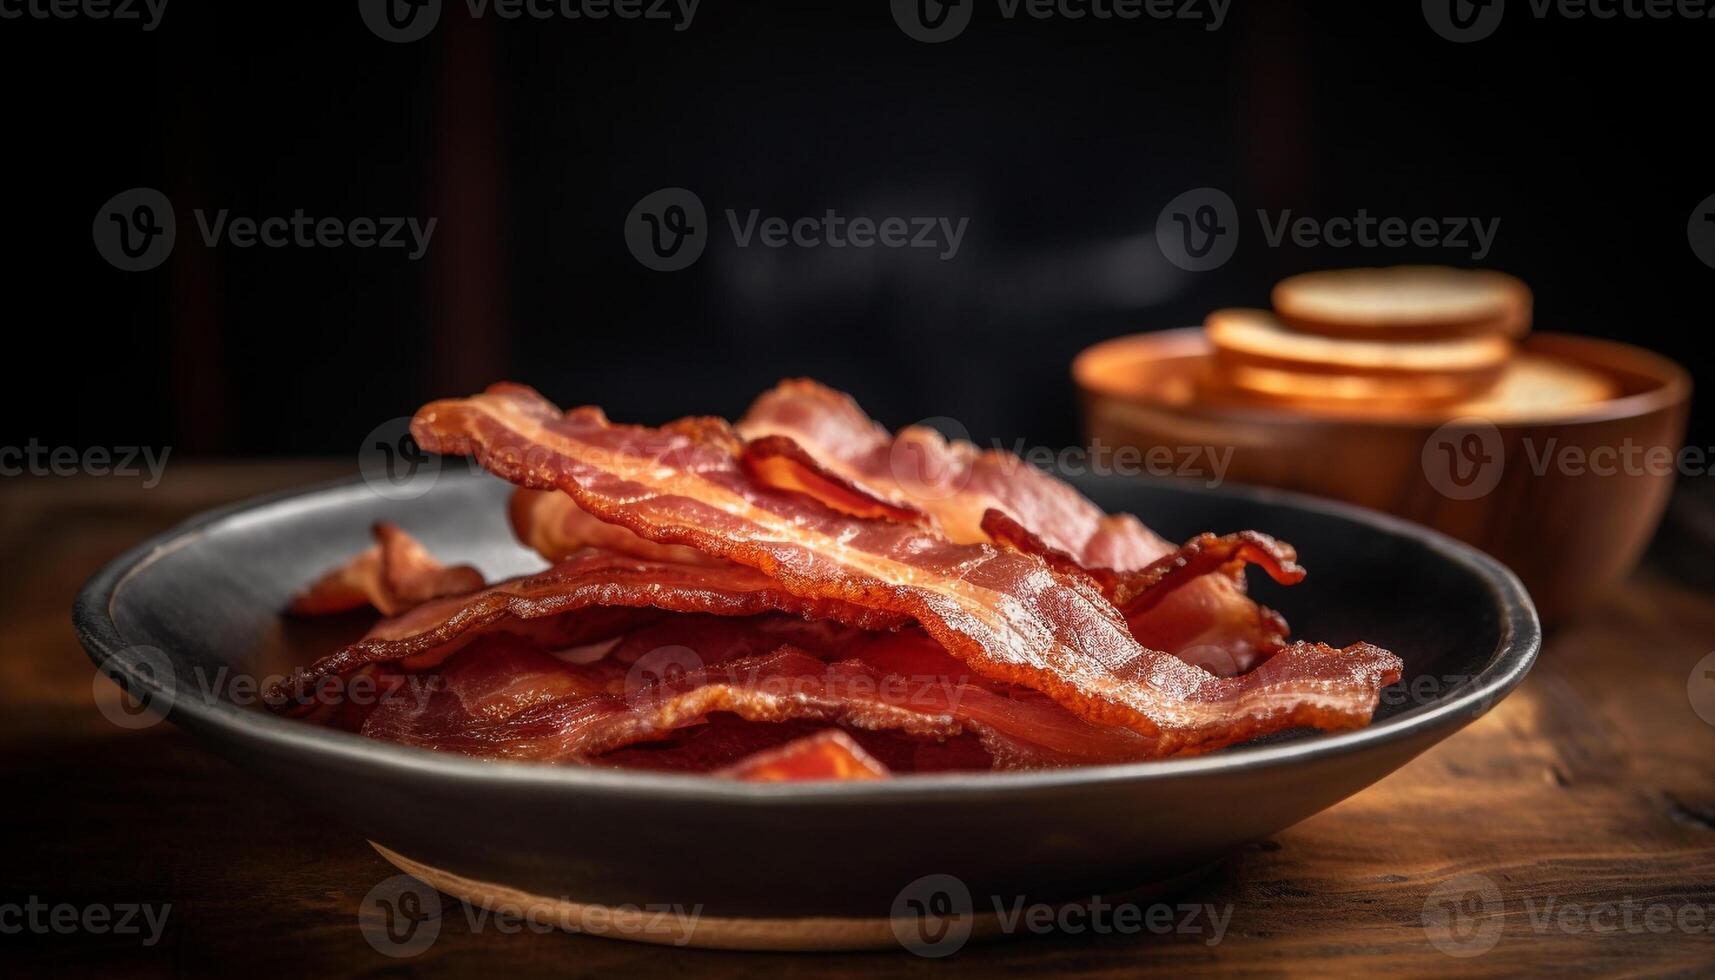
[73,470,1538,941]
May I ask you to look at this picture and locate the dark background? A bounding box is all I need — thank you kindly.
[3,0,1709,459]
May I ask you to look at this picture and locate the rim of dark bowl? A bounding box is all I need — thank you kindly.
[73,473,1540,806]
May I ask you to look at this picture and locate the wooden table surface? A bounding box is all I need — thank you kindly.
[5,464,1714,977]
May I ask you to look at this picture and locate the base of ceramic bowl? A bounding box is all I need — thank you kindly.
[371,841,1214,952]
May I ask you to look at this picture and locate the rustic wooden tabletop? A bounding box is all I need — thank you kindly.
[5,464,1714,977]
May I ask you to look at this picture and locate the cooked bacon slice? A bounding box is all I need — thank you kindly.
[361,630,1167,766]
[982,509,1302,617]
[510,487,718,566]
[740,435,927,525]
[288,522,485,617]
[266,549,908,715]
[364,640,972,762]
[735,379,1295,673]
[410,384,1401,754]
[735,378,1166,560]
[596,715,993,774]
[291,585,1160,766]
[714,729,891,781]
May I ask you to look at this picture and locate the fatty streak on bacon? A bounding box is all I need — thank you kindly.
[712,729,891,781]
[284,569,1161,766]
[365,638,980,763]
[733,379,1293,673]
[510,486,718,566]
[980,509,1299,666]
[411,383,1401,754]
[266,548,907,715]
[289,523,485,617]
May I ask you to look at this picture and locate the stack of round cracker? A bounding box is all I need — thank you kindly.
[1198,266,1615,418]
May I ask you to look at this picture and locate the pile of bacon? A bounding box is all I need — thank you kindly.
[270,381,1402,781]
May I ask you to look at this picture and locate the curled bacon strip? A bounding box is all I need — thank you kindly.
[737,379,1157,557]
[364,641,966,762]
[741,434,927,525]
[289,523,485,617]
[981,509,1303,614]
[509,487,718,566]
[411,384,1401,754]
[735,379,1294,673]
[360,630,1157,767]
[266,548,908,715]
[713,730,892,781]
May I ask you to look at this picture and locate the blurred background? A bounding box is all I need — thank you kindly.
[2,0,1709,456]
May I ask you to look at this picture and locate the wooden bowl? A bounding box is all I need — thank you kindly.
[1075,329,1691,622]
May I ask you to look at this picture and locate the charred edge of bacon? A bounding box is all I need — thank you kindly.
[264,554,910,716]
[407,384,1402,750]
[740,434,929,526]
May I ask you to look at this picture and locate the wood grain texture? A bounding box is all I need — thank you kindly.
[4,464,1714,976]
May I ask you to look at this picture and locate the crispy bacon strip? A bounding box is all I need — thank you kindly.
[288,523,485,617]
[411,384,1400,754]
[510,487,718,566]
[714,729,892,781]
[361,632,1162,766]
[735,378,1170,562]
[740,435,927,525]
[735,379,1295,673]
[364,642,968,762]
[266,548,908,715]
[981,510,1304,614]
